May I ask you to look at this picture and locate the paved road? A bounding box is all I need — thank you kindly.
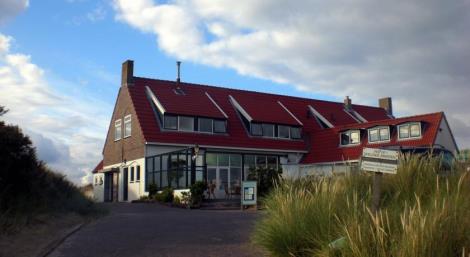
[49,203,263,257]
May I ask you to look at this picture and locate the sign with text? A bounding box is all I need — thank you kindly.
[241,181,257,206]
[361,148,399,174]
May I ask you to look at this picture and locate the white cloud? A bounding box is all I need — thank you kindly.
[113,0,470,149]
[0,33,110,185]
[0,0,29,24]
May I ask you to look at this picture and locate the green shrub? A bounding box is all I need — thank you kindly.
[190,181,206,206]
[254,154,470,257]
[148,183,158,197]
[247,167,282,196]
[173,196,181,205]
[154,187,174,203]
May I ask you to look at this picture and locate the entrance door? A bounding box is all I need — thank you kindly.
[104,172,113,202]
[207,167,234,199]
[123,168,128,201]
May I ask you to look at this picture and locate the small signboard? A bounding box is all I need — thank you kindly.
[241,181,257,206]
[361,148,399,174]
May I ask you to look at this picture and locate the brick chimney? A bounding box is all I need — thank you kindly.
[379,97,393,116]
[344,96,352,110]
[121,60,134,86]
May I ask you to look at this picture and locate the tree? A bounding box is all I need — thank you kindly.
[0,106,7,117]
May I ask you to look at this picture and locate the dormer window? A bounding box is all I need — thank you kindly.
[199,118,213,133]
[340,130,360,146]
[398,122,421,140]
[368,126,390,143]
[278,125,290,138]
[178,116,194,131]
[213,120,227,133]
[162,114,227,134]
[262,124,275,137]
[164,115,177,130]
[251,123,262,136]
[290,127,301,139]
[124,115,132,138]
[114,119,122,141]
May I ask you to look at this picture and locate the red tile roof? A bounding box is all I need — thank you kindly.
[230,94,300,125]
[129,78,307,152]
[147,81,226,119]
[125,77,441,161]
[301,112,443,164]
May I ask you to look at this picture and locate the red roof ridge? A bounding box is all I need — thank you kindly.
[134,76,387,111]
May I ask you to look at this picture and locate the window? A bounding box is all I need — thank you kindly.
[380,127,390,141]
[251,123,262,136]
[368,127,390,143]
[256,156,267,168]
[410,123,421,137]
[124,115,131,138]
[267,156,278,169]
[130,167,135,182]
[199,118,213,133]
[399,122,421,139]
[341,130,360,146]
[179,116,194,131]
[136,166,140,181]
[291,127,301,139]
[164,115,177,130]
[369,129,379,142]
[399,125,409,139]
[214,120,226,133]
[114,119,122,141]
[278,125,290,138]
[262,124,275,137]
[206,153,217,166]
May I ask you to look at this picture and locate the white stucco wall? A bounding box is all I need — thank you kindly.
[297,162,358,177]
[92,173,104,202]
[434,118,458,153]
[93,157,147,202]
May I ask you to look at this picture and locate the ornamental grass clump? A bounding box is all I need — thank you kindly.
[253,154,470,257]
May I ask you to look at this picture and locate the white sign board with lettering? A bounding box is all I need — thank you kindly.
[361,148,399,174]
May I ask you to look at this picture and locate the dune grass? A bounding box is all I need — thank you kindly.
[0,108,104,234]
[253,154,470,257]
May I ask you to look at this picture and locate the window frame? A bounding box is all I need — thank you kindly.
[262,124,275,138]
[130,166,135,182]
[340,130,361,146]
[251,123,263,136]
[136,165,140,182]
[198,117,213,133]
[213,120,227,133]
[278,125,290,139]
[163,115,178,130]
[114,119,122,141]
[398,122,422,140]
[290,127,302,139]
[178,116,194,132]
[368,126,390,143]
[124,115,132,138]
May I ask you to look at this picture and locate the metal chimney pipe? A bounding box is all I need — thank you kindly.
[176,61,181,83]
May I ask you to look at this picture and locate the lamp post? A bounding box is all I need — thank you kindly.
[191,144,199,184]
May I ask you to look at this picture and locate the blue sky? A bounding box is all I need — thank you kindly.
[1,0,469,184]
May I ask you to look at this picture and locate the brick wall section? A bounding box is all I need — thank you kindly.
[103,85,145,166]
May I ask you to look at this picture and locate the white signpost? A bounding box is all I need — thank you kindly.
[360,148,399,212]
[361,148,399,174]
